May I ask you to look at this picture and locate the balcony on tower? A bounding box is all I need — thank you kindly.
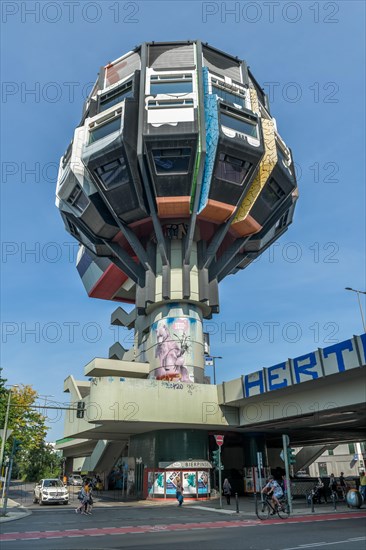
[82,71,149,225]
[198,72,264,223]
[56,126,119,256]
[140,42,199,218]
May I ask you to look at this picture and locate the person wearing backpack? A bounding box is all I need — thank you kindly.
[223,478,232,505]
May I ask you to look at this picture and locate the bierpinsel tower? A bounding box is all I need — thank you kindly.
[57,40,297,389]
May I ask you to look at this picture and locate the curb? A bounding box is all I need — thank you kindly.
[0,507,32,523]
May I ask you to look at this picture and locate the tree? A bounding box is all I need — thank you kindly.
[0,369,58,481]
[14,443,62,481]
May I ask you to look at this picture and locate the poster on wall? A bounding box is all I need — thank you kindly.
[183,471,197,495]
[166,471,182,495]
[197,471,210,495]
[147,471,154,496]
[149,317,197,382]
[151,472,165,496]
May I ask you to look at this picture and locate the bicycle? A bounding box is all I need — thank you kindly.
[330,488,339,506]
[256,493,290,520]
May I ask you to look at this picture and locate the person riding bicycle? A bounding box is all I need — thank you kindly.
[261,475,284,511]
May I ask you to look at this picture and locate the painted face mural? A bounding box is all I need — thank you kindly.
[151,318,194,382]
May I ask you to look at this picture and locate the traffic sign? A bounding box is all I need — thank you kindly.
[215,434,224,447]
[205,356,214,366]
[0,429,13,441]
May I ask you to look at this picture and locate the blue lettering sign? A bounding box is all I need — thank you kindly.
[360,333,366,360]
[244,371,264,397]
[267,362,289,391]
[293,352,320,384]
[323,339,353,372]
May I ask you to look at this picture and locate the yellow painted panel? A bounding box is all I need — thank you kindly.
[232,93,277,225]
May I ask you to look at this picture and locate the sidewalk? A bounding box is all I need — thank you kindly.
[1,490,365,524]
[94,491,366,519]
[0,499,31,523]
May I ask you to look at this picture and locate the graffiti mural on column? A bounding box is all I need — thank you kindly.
[149,317,198,382]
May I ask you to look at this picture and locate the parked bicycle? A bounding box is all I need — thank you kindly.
[256,493,290,520]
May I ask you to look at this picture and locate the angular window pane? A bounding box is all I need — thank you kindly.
[148,99,193,109]
[215,153,250,185]
[89,117,121,144]
[100,86,133,112]
[96,158,130,189]
[150,80,193,95]
[67,184,89,213]
[221,112,257,138]
[153,148,191,174]
[212,85,245,108]
[261,178,286,207]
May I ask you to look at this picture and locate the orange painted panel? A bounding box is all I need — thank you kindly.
[156,196,191,218]
[198,199,235,223]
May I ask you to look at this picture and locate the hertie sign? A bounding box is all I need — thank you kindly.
[215,434,224,447]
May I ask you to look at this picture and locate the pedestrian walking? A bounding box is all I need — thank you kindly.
[75,482,90,515]
[359,470,366,502]
[223,478,232,505]
[176,479,184,507]
[338,472,347,499]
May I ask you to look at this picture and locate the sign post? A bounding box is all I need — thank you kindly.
[214,435,224,509]
[257,451,263,495]
[282,434,293,514]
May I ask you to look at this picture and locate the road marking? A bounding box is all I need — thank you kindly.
[282,537,366,549]
[1,514,365,542]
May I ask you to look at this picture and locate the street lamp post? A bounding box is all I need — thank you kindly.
[0,385,18,472]
[345,287,366,333]
[204,356,222,385]
[212,356,222,385]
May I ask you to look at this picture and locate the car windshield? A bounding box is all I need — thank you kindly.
[44,480,63,488]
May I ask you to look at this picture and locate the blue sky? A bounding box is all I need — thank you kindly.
[1,1,365,441]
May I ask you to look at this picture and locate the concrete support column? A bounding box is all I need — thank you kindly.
[144,302,205,383]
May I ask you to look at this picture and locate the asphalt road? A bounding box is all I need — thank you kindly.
[1,504,365,550]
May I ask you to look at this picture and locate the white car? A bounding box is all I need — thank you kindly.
[33,479,69,505]
[68,474,83,486]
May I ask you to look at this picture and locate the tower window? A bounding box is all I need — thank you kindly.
[66,184,89,213]
[261,178,286,208]
[89,116,121,144]
[152,148,191,174]
[150,74,193,95]
[95,158,130,189]
[212,79,245,109]
[215,153,250,185]
[221,112,258,138]
[99,81,133,112]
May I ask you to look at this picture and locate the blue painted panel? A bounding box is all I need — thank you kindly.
[241,334,364,399]
[265,361,291,391]
[321,338,360,375]
[198,67,219,213]
[244,370,265,398]
[291,351,322,384]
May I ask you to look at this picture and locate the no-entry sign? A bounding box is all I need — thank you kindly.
[215,434,224,447]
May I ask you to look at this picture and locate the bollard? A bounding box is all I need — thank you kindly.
[333,495,337,511]
[311,493,315,513]
[235,492,239,513]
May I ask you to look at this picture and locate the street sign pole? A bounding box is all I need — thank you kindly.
[257,451,263,495]
[218,446,222,509]
[214,435,224,509]
[282,434,293,514]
